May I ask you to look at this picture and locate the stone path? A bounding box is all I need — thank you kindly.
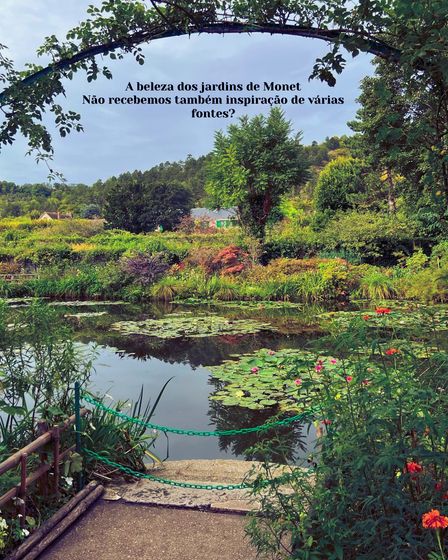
[36,460,297,559]
[102,459,263,512]
[39,501,257,560]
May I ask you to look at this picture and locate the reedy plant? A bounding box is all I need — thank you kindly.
[82,381,173,473]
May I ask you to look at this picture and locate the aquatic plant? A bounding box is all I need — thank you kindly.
[210,348,346,411]
[357,267,397,300]
[111,312,272,339]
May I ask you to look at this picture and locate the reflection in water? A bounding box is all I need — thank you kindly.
[208,395,309,463]
[65,301,327,461]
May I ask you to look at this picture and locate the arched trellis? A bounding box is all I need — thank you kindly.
[0,21,400,105]
[2,0,446,178]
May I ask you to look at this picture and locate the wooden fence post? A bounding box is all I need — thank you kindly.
[52,427,60,498]
[19,454,27,528]
[36,420,49,498]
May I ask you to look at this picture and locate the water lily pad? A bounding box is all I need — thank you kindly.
[111,313,272,339]
[209,348,337,412]
[319,305,448,333]
[173,298,304,310]
[50,300,128,307]
[65,311,108,318]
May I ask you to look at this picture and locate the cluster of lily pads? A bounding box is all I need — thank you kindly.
[319,304,448,332]
[111,312,272,339]
[209,348,354,411]
[173,298,304,310]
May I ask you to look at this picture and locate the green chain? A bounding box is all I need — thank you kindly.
[83,448,299,491]
[82,393,318,436]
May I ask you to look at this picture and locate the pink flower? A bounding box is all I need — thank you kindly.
[345,376,353,382]
[330,359,337,364]
[362,379,371,386]
[267,350,275,356]
[251,367,259,374]
[294,378,302,386]
[315,364,324,372]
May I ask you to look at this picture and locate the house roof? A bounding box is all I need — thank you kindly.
[191,207,237,220]
[39,211,72,219]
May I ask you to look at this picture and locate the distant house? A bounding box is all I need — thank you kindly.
[39,211,73,221]
[190,207,239,228]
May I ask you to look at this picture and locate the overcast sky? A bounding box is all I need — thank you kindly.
[0,0,374,185]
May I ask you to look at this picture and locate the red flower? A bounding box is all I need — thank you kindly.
[362,315,371,321]
[362,379,371,386]
[321,419,332,426]
[385,348,400,356]
[345,376,353,382]
[375,307,392,315]
[422,509,448,529]
[406,462,423,474]
[435,482,443,492]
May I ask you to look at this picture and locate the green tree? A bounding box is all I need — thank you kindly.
[350,57,448,233]
[103,174,192,233]
[314,156,365,213]
[206,108,308,241]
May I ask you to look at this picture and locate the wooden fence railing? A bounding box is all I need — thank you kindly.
[0,409,88,526]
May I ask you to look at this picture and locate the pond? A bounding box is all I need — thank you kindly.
[8,298,448,463]
[8,297,448,463]
[54,300,332,463]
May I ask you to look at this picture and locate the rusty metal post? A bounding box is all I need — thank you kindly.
[19,453,27,528]
[52,426,60,497]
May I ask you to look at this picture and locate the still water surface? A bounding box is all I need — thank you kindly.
[65,301,326,462]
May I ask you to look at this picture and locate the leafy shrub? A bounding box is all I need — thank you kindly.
[121,253,170,285]
[320,211,417,264]
[404,249,429,272]
[183,245,216,271]
[314,156,366,213]
[397,269,448,303]
[207,245,250,276]
[33,245,75,266]
[265,257,347,276]
[431,241,448,269]
[261,236,318,263]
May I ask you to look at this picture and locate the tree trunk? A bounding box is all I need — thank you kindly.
[386,168,396,213]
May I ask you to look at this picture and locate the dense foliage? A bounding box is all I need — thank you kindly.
[103,176,192,233]
[207,108,308,240]
[246,309,448,559]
